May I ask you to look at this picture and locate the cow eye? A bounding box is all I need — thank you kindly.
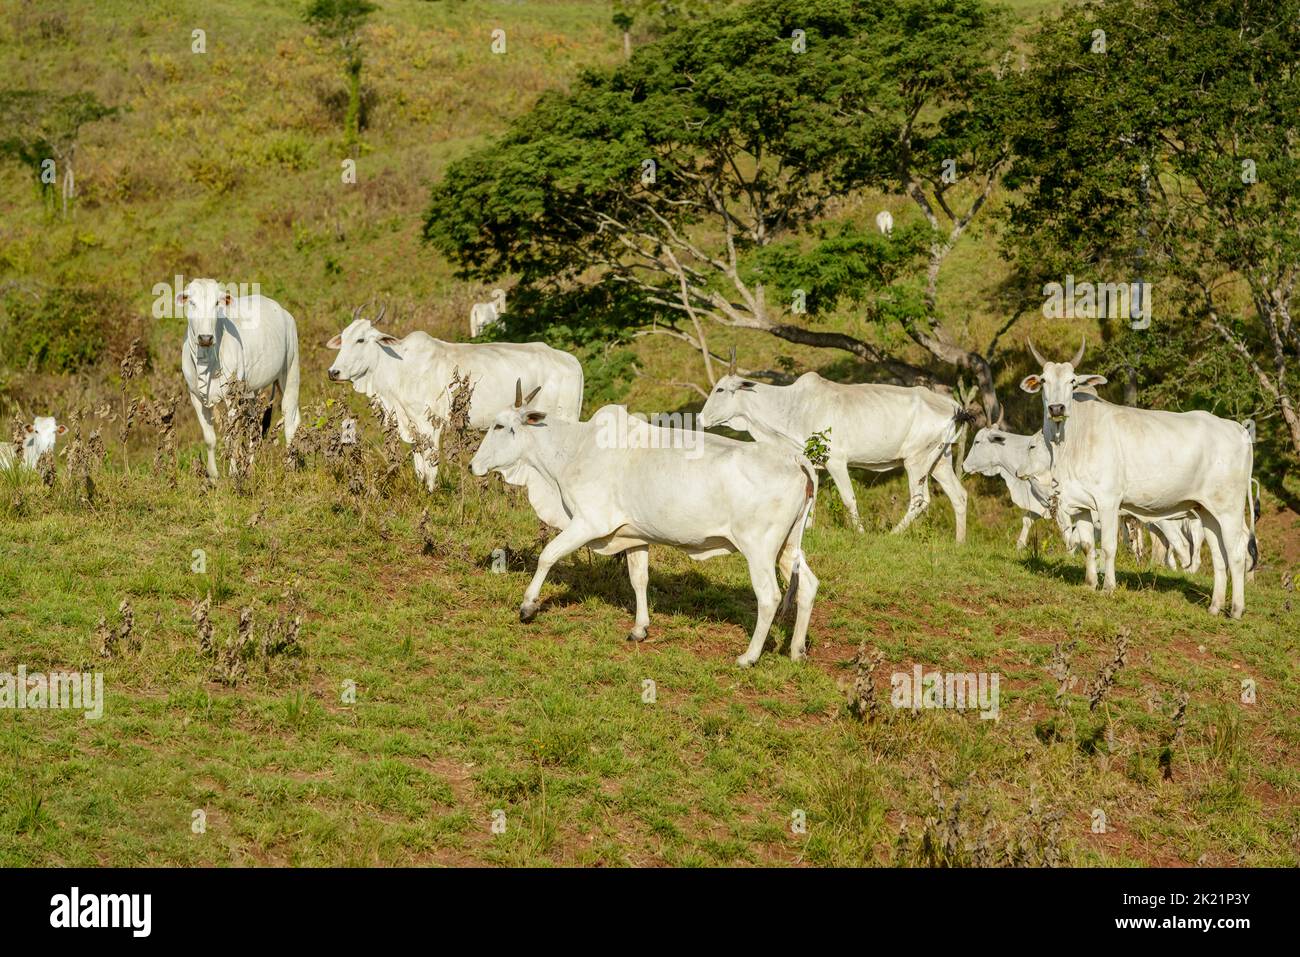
[493,424,503,431]
[356,338,365,343]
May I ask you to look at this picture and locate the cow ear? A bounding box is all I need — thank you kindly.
[378,335,399,346]
[56,424,68,435]
[1076,374,1107,389]
[738,380,757,391]
[175,292,189,310]
[1019,375,1042,394]
[24,424,34,434]
[524,411,547,426]
[326,334,343,350]
[220,291,233,307]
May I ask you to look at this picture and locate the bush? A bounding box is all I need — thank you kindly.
[0,285,129,373]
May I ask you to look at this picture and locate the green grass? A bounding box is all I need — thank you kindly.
[0,441,1295,867]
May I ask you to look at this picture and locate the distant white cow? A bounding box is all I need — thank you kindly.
[1018,338,1256,617]
[875,210,894,236]
[699,364,972,540]
[179,278,301,480]
[327,305,584,491]
[964,426,1199,568]
[471,397,818,667]
[469,290,506,338]
[0,416,67,470]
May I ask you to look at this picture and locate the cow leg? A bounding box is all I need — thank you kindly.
[280,355,301,446]
[1016,514,1034,551]
[625,545,650,641]
[777,542,818,662]
[1188,518,1204,574]
[1209,511,1248,619]
[519,521,594,623]
[1148,524,1170,569]
[891,457,932,535]
[736,556,782,668]
[188,392,219,480]
[1200,512,1229,615]
[824,458,864,532]
[929,450,968,543]
[1071,517,1098,587]
[1097,508,1121,594]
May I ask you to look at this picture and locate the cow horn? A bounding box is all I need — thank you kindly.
[524,385,542,405]
[1071,335,1086,367]
[1026,338,1048,366]
[514,379,524,408]
[728,346,737,377]
[375,303,387,325]
[351,303,365,322]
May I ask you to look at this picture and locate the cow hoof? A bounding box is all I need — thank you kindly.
[519,602,538,623]
[1229,607,1244,620]
[736,654,758,668]
[626,628,647,642]
[1208,604,1222,616]
[789,650,807,663]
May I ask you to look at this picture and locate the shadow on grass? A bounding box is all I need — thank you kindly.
[477,547,764,634]
[1021,553,1212,609]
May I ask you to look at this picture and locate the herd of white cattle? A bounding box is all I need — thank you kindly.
[6,280,1260,665]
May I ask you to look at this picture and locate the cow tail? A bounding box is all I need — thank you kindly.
[777,457,818,621]
[261,379,279,438]
[1243,426,1258,571]
[945,406,978,474]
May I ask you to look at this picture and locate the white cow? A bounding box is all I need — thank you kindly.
[699,366,972,540]
[1,416,67,470]
[1018,338,1256,617]
[326,306,584,490]
[875,210,894,236]
[469,290,506,338]
[964,426,1199,568]
[471,397,819,667]
[179,278,301,480]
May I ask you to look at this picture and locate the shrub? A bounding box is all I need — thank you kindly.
[0,285,134,373]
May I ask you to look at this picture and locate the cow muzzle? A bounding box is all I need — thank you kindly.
[1047,403,1066,420]
[197,335,215,348]
[328,368,342,381]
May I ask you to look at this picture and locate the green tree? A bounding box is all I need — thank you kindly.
[304,0,378,152]
[1003,0,1300,457]
[0,90,117,217]
[426,0,1016,417]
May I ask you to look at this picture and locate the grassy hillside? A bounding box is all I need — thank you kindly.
[1,0,1297,867]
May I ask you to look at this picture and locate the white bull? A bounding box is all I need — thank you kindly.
[326,306,583,490]
[471,396,819,667]
[1018,338,1256,617]
[1,416,67,470]
[699,365,972,540]
[179,278,301,480]
[964,426,1201,568]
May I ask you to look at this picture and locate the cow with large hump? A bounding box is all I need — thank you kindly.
[1017,337,1256,617]
[698,353,973,541]
[470,385,820,667]
[326,304,584,491]
[179,278,302,480]
[964,425,1201,570]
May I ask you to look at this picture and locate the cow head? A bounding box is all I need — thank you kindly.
[470,380,544,477]
[963,427,1015,477]
[1014,430,1054,483]
[177,278,233,349]
[1019,337,1106,425]
[699,374,760,430]
[22,416,67,468]
[326,304,397,383]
